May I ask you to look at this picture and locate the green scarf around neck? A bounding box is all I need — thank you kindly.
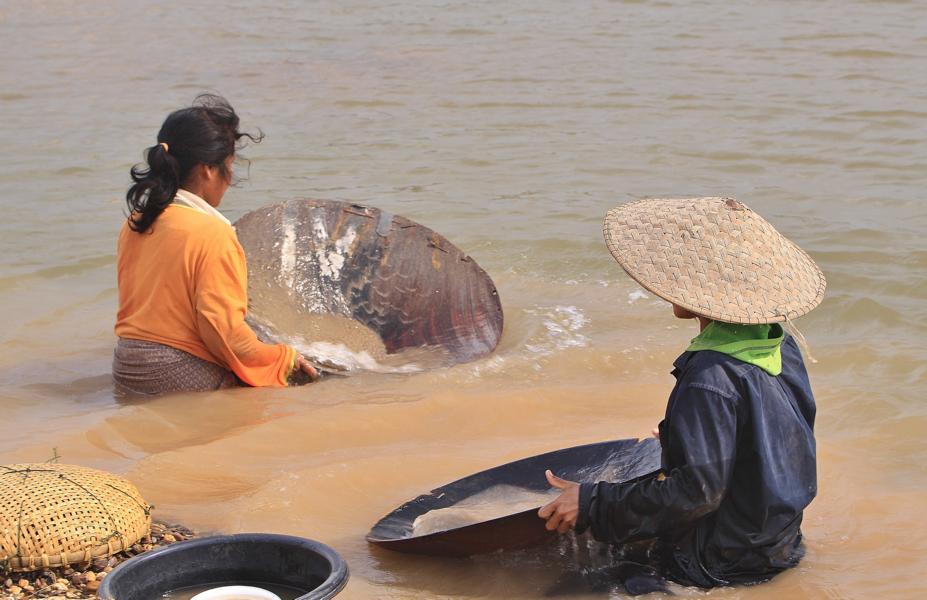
[686,321,784,376]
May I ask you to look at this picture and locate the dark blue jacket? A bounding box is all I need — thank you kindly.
[577,335,817,587]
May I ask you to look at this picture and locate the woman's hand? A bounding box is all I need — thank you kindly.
[538,469,580,534]
[295,355,319,381]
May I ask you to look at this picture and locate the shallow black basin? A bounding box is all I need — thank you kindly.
[367,438,662,557]
[98,533,348,600]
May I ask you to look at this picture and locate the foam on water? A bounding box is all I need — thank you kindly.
[627,289,649,304]
[524,305,590,355]
[283,337,422,374]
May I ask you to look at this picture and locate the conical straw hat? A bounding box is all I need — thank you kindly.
[603,197,826,325]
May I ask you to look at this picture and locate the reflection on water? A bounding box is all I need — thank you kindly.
[1,0,926,598]
[368,534,688,598]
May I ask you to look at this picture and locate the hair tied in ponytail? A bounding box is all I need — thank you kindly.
[126,94,260,233]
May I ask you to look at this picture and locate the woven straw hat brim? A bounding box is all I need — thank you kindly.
[603,197,826,325]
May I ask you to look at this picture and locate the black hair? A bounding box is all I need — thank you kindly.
[125,94,263,233]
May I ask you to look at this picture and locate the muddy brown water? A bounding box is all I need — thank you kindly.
[1,1,926,598]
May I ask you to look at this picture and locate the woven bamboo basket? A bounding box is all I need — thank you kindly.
[0,463,151,572]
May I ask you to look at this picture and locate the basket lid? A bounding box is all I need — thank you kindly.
[0,463,151,572]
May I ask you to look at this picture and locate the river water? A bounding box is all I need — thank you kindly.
[1,1,925,598]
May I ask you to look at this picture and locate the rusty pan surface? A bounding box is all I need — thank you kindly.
[234,200,504,366]
[367,438,661,557]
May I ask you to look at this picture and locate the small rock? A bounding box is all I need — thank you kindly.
[16,580,27,588]
[163,533,177,543]
[9,586,22,594]
[103,566,112,573]
[56,577,70,585]
[54,581,69,591]
[85,572,96,583]
[97,571,107,579]
[86,580,101,592]
[4,579,13,588]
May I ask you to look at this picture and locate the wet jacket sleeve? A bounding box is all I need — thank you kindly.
[194,228,297,387]
[576,383,739,543]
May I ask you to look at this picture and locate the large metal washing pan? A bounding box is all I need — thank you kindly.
[235,199,504,370]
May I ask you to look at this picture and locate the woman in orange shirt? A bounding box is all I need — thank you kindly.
[113,94,317,395]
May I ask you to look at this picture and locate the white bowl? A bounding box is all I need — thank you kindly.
[190,585,282,600]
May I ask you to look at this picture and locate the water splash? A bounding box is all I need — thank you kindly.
[627,289,649,304]
[282,336,423,374]
[524,305,590,355]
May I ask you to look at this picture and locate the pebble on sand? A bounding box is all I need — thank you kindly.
[0,521,195,600]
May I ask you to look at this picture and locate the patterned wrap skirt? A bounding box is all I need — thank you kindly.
[113,338,239,396]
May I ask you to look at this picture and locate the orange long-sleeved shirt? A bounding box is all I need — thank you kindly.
[115,204,296,387]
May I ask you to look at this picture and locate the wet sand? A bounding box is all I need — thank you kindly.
[411,486,560,537]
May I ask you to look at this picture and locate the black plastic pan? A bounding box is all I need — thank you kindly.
[367,438,661,557]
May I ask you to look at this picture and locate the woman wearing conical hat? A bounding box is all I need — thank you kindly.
[539,197,825,589]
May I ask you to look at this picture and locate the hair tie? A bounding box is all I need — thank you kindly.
[159,142,169,153]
